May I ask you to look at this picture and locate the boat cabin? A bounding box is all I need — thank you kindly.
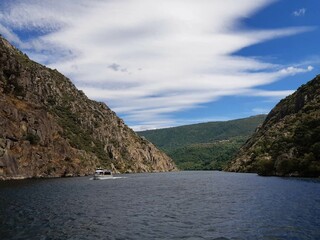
[95,169,112,176]
[93,169,113,180]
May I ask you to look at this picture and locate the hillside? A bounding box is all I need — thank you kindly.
[0,36,176,180]
[227,75,320,177]
[138,115,266,170]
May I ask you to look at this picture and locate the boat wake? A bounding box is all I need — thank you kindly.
[89,176,127,180]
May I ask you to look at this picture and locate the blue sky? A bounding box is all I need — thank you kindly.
[0,0,319,130]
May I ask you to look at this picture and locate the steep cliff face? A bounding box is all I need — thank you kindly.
[0,36,176,179]
[227,75,320,177]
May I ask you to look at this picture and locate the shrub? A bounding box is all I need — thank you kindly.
[25,133,40,145]
[255,155,274,176]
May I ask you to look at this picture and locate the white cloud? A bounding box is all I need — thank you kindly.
[0,23,29,48]
[249,89,295,98]
[293,8,306,17]
[0,0,315,129]
[279,65,313,75]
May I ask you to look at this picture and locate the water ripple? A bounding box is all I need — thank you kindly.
[0,171,319,240]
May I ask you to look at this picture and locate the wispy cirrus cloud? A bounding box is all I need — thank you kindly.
[0,0,315,130]
[293,8,306,17]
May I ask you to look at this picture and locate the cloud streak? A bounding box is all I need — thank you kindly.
[293,8,306,17]
[0,0,315,130]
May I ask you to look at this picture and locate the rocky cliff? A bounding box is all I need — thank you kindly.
[226,75,320,177]
[0,36,176,180]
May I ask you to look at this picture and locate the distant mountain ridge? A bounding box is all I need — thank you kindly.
[138,115,266,170]
[227,75,320,177]
[0,36,176,180]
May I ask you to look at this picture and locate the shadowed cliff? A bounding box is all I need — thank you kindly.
[227,75,320,177]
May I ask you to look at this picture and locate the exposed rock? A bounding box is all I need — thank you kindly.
[0,36,176,180]
[226,75,320,177]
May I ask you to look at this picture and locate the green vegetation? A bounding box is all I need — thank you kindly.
[15,52,34,68]
[2,69,25,97]
[227,75,320,177]
[252,115,320,177]
[169,136,248,170]
[138,115,266,170]
[25,132,40,145]
[0,34,177,177]
[52,104,111,166]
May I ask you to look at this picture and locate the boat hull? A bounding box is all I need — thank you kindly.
[93,175,114,180]
[93,169,113,180]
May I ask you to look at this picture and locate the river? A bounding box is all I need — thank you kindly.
[0,171,319,240]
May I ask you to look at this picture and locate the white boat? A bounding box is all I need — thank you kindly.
[93,169,113,180]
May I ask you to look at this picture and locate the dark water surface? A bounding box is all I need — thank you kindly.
[0,171,319,240]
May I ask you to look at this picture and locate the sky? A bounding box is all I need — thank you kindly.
[0,0,319,131]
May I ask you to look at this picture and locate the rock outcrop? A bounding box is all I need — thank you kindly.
[226,75,320,177]
[0,36,176,180]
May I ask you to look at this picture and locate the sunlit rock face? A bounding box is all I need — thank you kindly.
[0,36,176,180]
